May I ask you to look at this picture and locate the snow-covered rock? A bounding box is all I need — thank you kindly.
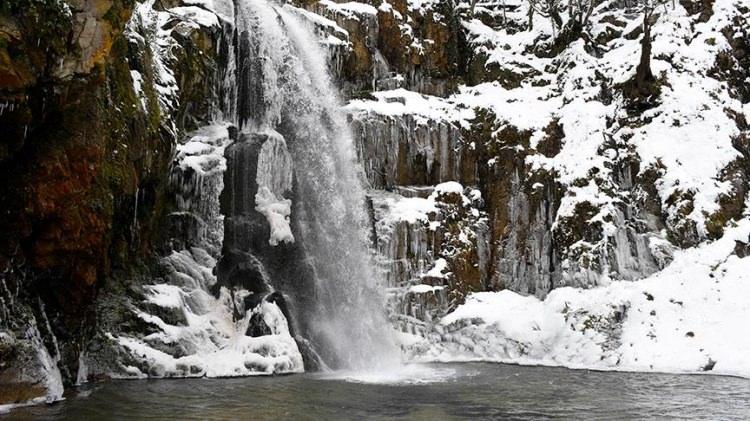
[405,220,750,377]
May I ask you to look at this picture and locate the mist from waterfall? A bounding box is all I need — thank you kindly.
[233,0,400,370]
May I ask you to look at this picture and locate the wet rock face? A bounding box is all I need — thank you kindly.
[303,1,379,94]
[0,0,225,398]
[296,0,468,97]
[1,0,144,300]
[0,0,125,93]
[0,328,58,406]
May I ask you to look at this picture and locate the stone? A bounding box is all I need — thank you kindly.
[734,239,750,258]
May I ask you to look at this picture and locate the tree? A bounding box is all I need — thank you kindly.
[527,0,595,45]
[528,0,564,33]
[634,0,658,93]
[567,0,596,32]
[621,0,669,107]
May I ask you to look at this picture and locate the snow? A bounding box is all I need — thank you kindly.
[143,284,184,308]
[409,284,445,293]
[406,0,438,13]
[130,70,148,111]
[117,312,303,378]
[254,130,295,246]
[255,187,295,246]
[351,0,746,301]
[553,179,617,227]
[422,258,449,279]
[440,291,563,340]
[628,73,740,231]
[383,2,740,239]
[346,88,472,125]
[373,192,439,226]
[433,181,464,195]
[552,97,611,182]
[83,0,750,389]
[372,182,476,232]
[319,0,378,19]
[175,124,231,175]
[170,6,220,27]
[181,0,234,22]
[462,17,552,74]
[409,220,750,377]
[127,0,186,134]
[286,4,350,40]
[456,82,561,132]
[114,250,304,378]
[347,84,558,133]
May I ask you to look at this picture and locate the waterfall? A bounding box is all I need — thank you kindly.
[230,0,400,370]
[109,0,400,377]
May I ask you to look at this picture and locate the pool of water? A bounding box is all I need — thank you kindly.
[6,363,750,420]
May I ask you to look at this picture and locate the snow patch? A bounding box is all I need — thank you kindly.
[319,0,378,19]
[422,258,449,279]
[255,187,294,246]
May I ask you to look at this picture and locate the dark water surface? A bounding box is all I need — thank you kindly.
[6,363,750,420]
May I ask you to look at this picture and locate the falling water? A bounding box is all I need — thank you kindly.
[232,0,400,370]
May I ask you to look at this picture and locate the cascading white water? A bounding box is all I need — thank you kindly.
[114,0,402,376]
[234,0,400,370]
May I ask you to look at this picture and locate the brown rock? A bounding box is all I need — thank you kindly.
[0,381,46,406]
[0,17,35,89]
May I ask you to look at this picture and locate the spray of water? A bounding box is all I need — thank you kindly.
[233,0,401,371]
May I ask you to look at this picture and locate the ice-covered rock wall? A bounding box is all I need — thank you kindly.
[345,78,670,307]
[369,182,490,335]
[96,122,304,379]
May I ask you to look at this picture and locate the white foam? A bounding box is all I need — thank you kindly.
[319,363,457,385]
